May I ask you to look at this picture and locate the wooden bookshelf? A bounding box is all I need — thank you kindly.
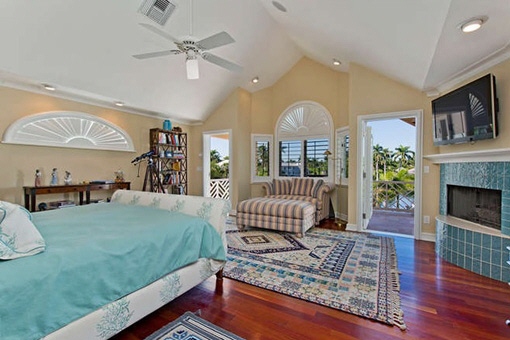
[149,128,187,195]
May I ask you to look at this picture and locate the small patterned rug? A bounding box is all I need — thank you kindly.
[145,311,244,340]
[224,228,406,330]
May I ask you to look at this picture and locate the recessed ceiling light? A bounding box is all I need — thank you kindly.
[114,101,124,107]
[272,1,287,12]
[460,17,487,33]
[332,59,341,66]
[251,76,259,84]
[42,83,55,91]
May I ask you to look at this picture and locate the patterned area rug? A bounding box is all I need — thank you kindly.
[145,311,244,340]
[224,228,406,330]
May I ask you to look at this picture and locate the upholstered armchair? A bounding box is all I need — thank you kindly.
[262,178,333,224]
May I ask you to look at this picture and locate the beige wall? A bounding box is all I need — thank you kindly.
[237,89,252,202]
[248,57,350,211]
[188,89,237,196]
[347,63,438,233]
[0,86,177,205]
[269,57,349,128]
[188,88,252,208]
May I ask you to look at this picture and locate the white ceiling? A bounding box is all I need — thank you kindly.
[0,0,509,124]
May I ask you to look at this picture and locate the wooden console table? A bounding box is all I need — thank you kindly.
[23,182,130,212]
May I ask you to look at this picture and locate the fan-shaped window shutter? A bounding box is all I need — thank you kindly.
[275,102,333,180]
[2,111,135,152]
[278,103,332,138]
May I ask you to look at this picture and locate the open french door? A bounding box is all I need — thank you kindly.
[361,125,373,229]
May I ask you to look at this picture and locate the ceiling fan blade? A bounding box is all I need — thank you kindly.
[138,23,180,43]
[202,53,243,73]
[196,32,235,50]
[132,50,179,59]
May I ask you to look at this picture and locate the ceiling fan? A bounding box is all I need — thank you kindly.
[133,1,242,79]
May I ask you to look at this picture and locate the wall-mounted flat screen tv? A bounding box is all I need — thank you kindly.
[432,74,499,146]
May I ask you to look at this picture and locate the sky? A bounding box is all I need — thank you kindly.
[368,119,416,152]
[211,136,229,158]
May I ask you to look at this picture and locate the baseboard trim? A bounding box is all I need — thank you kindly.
[346,223,358,231]
[336,213,348,221]
[420,232,436,242]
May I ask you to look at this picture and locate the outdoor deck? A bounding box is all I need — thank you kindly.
[367,209,414,235]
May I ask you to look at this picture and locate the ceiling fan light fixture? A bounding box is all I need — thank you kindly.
[186,56,199,79]
[460,17,487,33]
[251,76,259,84]
[114,101,124,107]
[332,59,341,66]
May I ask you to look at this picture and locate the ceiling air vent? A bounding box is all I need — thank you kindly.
[139,0,176,26]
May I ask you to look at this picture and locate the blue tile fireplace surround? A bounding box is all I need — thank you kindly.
[436,162,510,282]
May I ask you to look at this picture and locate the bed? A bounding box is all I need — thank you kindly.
[0,190,230,340]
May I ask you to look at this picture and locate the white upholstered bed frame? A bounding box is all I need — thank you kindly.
[42,190,230,340]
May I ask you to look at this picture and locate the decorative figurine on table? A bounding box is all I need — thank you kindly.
[114,169,124,183]
[50,168,58,186]
[64,171,72,185]
[35,169,42,187]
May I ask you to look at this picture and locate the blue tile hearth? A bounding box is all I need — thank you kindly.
[436,162,510,283]
[436,220,510,282]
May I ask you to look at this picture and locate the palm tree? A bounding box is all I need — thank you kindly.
[210,149,222,164]
[382,147,393,174]
[373,144,393,179]
[210,150,227,179]
[393,145,415,169]
[373,144,384,180]
[256,144,270,176]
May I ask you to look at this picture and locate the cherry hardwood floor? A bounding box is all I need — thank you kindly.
[112,220,510,340]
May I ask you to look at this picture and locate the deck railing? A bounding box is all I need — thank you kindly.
[372,180,414,212]
[209,178,230,199]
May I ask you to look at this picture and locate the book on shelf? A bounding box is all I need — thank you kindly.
[172,151,184,159]
[166,133,178,146]
[161,173,180,185]
[171,185,184,195]
[158,132,166,144]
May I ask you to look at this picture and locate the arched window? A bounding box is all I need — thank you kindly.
[2,111,135,152]
[275,102,333,180]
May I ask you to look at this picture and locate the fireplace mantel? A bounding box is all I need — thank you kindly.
[436,215,510,239]
[424,148,510,164]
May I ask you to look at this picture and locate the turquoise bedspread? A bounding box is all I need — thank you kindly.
[0,203,225,340]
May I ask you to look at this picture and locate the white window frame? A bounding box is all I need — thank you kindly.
[251,134,273,183]
[275,101,334,182]
[335,126,349,186]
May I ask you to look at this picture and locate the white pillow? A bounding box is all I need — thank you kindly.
[0,201,46,260]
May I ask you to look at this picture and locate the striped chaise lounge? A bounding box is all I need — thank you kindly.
[236,197,315,237]
[262,178,333,224]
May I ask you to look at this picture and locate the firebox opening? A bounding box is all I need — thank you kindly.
[447,185,501,230]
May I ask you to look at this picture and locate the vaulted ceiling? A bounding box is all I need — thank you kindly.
[0,0,508,124]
